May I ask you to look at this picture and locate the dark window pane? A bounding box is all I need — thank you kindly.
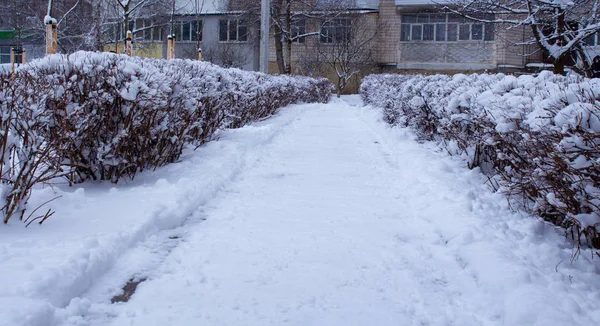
[191,21,199,41]
[402,14,417,23]
[334,20,351,43]
[116,23,122,41]
[484,23,494,41]
[321,22,333,43]
[153,26,162,41]
[182,22,191,41]
[423,24,434,41]
[135,19,143,39]
[417,14,428,23]
[435,24,446,41]
[292,19,306,43]
[106,24,116,41]
[411,25,422,41]
[430,14,446,23]
[238,22,247,41]
[448,14,463,23]
[459,24,470,40]
[401,24,410,41]
[229,20,238,41]
[583,33,596,46]
[472,24,483,40]
[299,20,306,42]
[447,23,457,41]
[219,20,228,41]
[143,21,152,41]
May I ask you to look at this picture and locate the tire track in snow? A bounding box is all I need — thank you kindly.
[55,105,310,326]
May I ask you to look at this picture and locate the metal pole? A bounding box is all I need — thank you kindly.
[259,0,270,73]
[47,0,53,17]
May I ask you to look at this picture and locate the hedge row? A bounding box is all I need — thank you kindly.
[360,72,600,256]
[0,51,333,224]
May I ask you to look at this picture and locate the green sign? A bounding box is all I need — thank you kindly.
[0,30,16,40]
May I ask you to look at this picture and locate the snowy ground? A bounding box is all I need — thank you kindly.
[1,96,599,326]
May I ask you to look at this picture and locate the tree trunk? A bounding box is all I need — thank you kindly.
[92,1,103,51]
[554,8,567,76]
[271,0,285,74]
[274,28,285,74]
[283,0,291,74]
[553,55,566,75]
[123,3,129,52]
[284,37,292,74]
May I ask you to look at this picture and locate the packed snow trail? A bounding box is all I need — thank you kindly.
[61,96,598,326]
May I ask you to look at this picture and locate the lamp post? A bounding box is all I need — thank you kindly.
[125,30,133,56]
[167,34,175,59]
[259,0,269,73]
[45,0,57,55]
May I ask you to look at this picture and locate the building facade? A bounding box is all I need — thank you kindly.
[4,0,596,75]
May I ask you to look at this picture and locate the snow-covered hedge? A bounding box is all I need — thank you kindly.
[360,72,600,254]
[0,51,332,224]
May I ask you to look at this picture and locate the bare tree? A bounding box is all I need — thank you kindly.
[0,0,93,56]
[444,0,600,75]
[111,0,168,50]
[316,15,378,96]
[232,0,352,74]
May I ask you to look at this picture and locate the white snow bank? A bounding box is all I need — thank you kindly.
[0,106,304,326]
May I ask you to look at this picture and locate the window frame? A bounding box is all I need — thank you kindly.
[583,32,600,46]
[0,47,11,64]
[176,20,202,42]
[291,18,307,43]
[320,18,352,44]
[218,19,248,42]
[400,13,495,42]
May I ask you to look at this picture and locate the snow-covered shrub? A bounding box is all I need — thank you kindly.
[0,52,331,223]
[8,52,331,185]
[361,72,600,255]
[0,73,65,224]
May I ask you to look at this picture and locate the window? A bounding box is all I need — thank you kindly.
[291,19,306,43]
[219,19,247,42]
[400,13,494,42]
[153,25,163,41]
[191,20,202,42]
[0,47,10,64]
[108,20,163,42]
[182,21,191,41]
[177,21,202,42]
[105,22,123,42]
[583,33,600,46]
[320,19,351,43]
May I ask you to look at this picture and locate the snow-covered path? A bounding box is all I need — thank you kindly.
[61,96,598,326]
[8,97,598,326]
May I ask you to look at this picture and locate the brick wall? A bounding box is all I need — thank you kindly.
[376,0,401,65]
[496,22,543,67]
